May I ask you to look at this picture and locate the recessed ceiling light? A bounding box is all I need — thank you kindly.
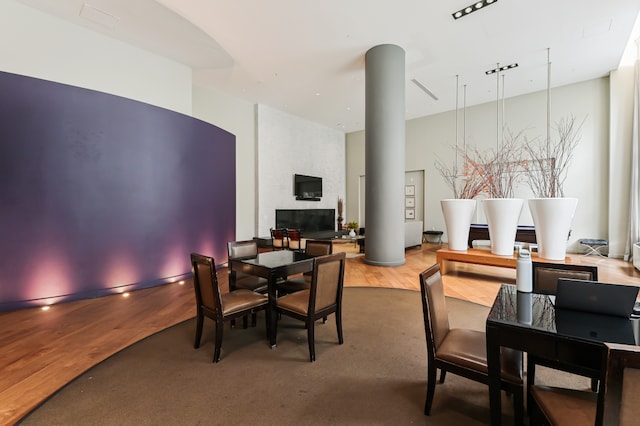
[452,0,498,20]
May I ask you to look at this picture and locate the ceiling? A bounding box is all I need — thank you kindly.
[18,0,640,133]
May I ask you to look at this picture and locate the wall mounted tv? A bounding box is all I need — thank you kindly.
[294,174,322,200]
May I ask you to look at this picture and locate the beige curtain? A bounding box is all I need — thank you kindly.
[626,40,640,261]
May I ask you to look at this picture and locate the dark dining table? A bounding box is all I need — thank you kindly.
[229,250,315,347]
[486,284,639,425]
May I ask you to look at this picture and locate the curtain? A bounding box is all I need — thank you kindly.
[626,40,640,262]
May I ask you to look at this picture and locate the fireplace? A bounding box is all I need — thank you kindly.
[275,209,336,235]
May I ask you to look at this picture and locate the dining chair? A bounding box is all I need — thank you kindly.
[528,261,600,394]
[530,342,640,426]
[532,261,598,295]
[227,240,269,293]
[275,252,345,362]
[419,263,524,422]
[190,253,269,363]
[277,239,333,296]
[270,228,289,250]
[286,228,306,251]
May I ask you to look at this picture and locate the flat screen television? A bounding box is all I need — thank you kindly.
[294,174,322,200]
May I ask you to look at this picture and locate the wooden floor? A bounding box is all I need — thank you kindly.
[2,243,639,425]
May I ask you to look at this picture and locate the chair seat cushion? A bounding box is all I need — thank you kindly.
[221,289,268,316]
[278,277,310,294]
[235,274,268,292]
[436,328,522,384]
[530,385,597,426]
[277,289,310,315]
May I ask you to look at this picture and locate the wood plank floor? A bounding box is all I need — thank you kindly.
[2,243,639,425]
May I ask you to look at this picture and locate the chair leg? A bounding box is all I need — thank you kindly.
[213,320,223,363]
[307,319,316,362]
[424,364,437,415]
[438,369,446,383]
[194,313,204,349]
[251,312,257,327]
[512,385,524,426]
[335,310,344,344]
[527,358,536,414]
[591,378,599,392]
[242,315,248,329]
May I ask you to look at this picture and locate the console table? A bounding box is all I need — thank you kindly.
[468,224,536,248]
[436,248,562,275]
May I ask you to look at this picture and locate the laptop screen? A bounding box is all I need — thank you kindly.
[555,278,639,318]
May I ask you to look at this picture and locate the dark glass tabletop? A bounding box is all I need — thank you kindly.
[487,284,639,346]
[238,250,314,268]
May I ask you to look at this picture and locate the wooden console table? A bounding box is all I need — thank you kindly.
[468,224,536,248]
[436,248,563,275]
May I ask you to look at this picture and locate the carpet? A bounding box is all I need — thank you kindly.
[20,288,589,425]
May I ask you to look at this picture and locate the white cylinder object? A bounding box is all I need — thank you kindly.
[516,248,532,293]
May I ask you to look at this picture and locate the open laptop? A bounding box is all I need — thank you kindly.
[555,278,639,318]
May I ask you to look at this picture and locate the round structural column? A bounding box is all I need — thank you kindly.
[364,44,406,266]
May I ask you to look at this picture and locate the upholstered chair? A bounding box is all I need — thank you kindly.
[530,342,640,426]
[419,263,524,422]
[275,252,345,362]
[270,228,289,250]
[190,253,269,362]
[277,239,333,296]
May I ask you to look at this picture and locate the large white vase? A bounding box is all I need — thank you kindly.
[441,199,476,251]
[483,198,524,256]
[529,198,578,261]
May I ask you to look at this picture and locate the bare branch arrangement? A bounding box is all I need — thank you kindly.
[522,115,585,198]
[463,128,527,198]
[434,147,485,199]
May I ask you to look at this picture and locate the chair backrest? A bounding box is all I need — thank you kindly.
[305,239,333,256]
[308,252,345,314]
[270,228,288,248]
[419,264,451,358]
[602,343,640,425]
[287,228,301,242]
[190,253,223,318]
[532,261,598,295]
[287,228,305,250]
[227,239,259,260]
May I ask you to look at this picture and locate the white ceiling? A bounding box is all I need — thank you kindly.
[18,0,640,133]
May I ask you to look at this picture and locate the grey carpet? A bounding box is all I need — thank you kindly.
[20,287,590,425]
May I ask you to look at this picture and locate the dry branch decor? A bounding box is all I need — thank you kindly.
[464,129,527,199]
[522,115,585,198]
[434,148,485,199]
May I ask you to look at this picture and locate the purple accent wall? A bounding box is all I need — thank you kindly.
[0,71,236,311]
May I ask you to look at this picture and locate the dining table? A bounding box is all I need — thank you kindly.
[229,250,315,347]
[486,284,639,425]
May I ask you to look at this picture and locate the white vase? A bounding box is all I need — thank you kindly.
[349,229,356,237]
[441,199,476,251]
[529,198,578,261]
[483,198,524,256]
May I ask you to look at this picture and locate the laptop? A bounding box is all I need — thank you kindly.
[555,278,639,318]
[554,308,637,345]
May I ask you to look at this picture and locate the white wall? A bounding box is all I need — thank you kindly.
[347,78,613,255]
[0,1,193,115]
[192,86,257,240]
[257,105,346,236]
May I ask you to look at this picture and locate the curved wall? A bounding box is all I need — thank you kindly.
[0,71,236,311]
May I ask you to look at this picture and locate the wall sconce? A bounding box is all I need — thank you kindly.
[452,0,498,20]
